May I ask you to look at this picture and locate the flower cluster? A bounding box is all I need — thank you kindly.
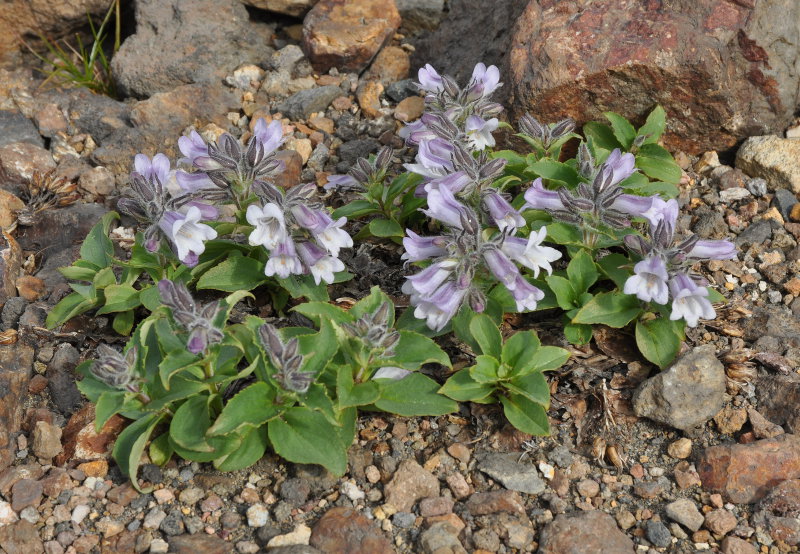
[90,344,138,389]
[622,199,735,327]
[158,279,224,354]
[247,181,352,284]
[403,186,561,331]
[324,146,393,192]
[259,323,313,393]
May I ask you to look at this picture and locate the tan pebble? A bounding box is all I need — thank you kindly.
[332,96,352,111]
[667,437,693,459]
[394,96,424,122]
[16,275,46,301]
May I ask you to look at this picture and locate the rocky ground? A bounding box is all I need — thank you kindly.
[1,0,800,553]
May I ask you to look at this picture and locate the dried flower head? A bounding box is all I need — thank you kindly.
[15,169,80,226]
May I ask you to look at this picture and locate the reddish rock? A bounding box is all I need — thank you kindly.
[310,506,394,554]
[55,403,127,467]
[303,0,401,74]
[273,150,304,189]
[418,496,454,517]
[15,275,46,301]
[507,0,800,154]
[394,96,425,122]
[364,45,410,85]
[10,478,42,512]
[107,483,140,507]
[167,534,229,554]
[0,464,45,496]
[39,468,73,498]
[383,459,439,512]
[752,479,800,546]
[0,344,34,471]
[539,510,635,554]
[721,536,758,554]
[27,375,48,395]
[697,434,800,503]
[465,491,525,516]
[0,520,43,553]
[704,508,738,536]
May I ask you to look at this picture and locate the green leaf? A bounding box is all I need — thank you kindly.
[545,275,577,310]
[139,286,161,312]
[452,306,480,353]
[207,381,280,436]
[597,253,632,289]
[92,267,116,289]
[500,393,550,435]
[572,291,642,328]
[390,330,451,370]
[635,317,682,368]
[46,292,97,329]
[213,426,269,471]
[374,373,457,416]
[636,143,681,184]
[336,366,381,409]
[148,433,174,467]
[112,413,163,492]
[158,350,199,390]
[567,249,598,295]
[386,171,422,201]
[506,371,550,407]
[296,318,339,377]
[528,160,580,187]
[637,105,666,144]
[94,391,126,432]
[277,273,330,301]
[350,286,395,327]
[625,180,679,199]
[564,322,593,345]
[112,310,135,336]
[470,355,500,384]
[468,313,502,359]
[79,211,119,268]
[196,256,266,292]
[268,407,348,476]
[169,395,214,453]
[502,331,541,370]
[518,344,570,376]
[582,123,622,151]
[439,369,495,403]
[368,218,404,238]
[292,301,352,326]
[60,264,99,281]
[332,200,379,219]
[707,287,725,303]
[604,111,637,150]
[96,284,140,315]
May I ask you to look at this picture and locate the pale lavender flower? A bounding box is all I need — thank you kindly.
[134,153,171,183]
[402,230,447,262]
[178,131,218,170]
[465,115,499,150]
[508,275,545,312]
[402,259,458,298]
[483,247,520,289]
[246,202,287,249]
[640,197,679,229]
[421,171,471,196]
[500,227,562,278]
[465,63,501,100]
[264,237,303,279]
[417,64,444,93]
[668,272,716,327]
[611,193,655,220]
[158,205,217,267]
[413,280,469,332]
[404,138,454,179]
[398,118,438,145]
[323,174,360,191]
[290,203,330,235]
[296,241,345,285]
[175,170,216,193]
[422,186,469,229]
[253,118,285,155]
[687,240,737,260]
[314,215,353,257]
[604,149,637,185]
[623,255,670,305]
[483,190,525,232]
[523,178,566,212]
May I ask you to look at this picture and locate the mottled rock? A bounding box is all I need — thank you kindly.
[698,434,800,503]
[645,520,672,548]
[303,0,401,73]
[10,479,42,512]
[396,0,445,33]
[0,190,24,231]
[722,536,758,554]
[538,510,635,554]
[0,232,22,308]
[0,142,55,190]
[508,0,800,155]
[16,202,105,254]
[465,490,525,516]
[242,0,317,16]
[419,521,465,554]
[168,534,230,554]
[747,407,784,439]
[356,80,384,119]
[704,508,738,536]
[755,374,800,434]
[394,96,425,122]
[78,166,115,197]
[15,276,45,302]
[752,479,800,546]
[278,86,343,121]
[55,403,126,466]
[310,507,394,553]
[0,111,42,148]
[384,459,439,512]
[0,343,34,471]
[632,345,726,431]
[666,498,705,532]
[0,520,43,552]
[46,344,81,415]
[476,453,546,494]
[112,0,273,97]
[31,421,62,460]
[737,135,800,193]
[364,46,410,86]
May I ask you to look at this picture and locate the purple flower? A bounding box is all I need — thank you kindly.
[669,272,716,327]
[523,178,566,212]
[640,197,679,229]
[465,63,501,100]
[175,170,216,193]
[687,240,736,260]
[177,131,218,170]
[508,275,545,312]
[603,149,637,185]
[623,255,670,305]
[134,153,171,184]
[247,202,287,250]
[398,119,438,146]
[322,174,360,191]
[402,230,448,262]
[296,241,345,285]
[417,64,444,93]
[413,281,469,332]
[483,191,525,232]
[420,171,471,197]
[422,186,469,229]
[291,203,331,235]
[252,118,285,155]
[402,260,458,298]
[465,115,499,151]
[264,237,303,279]
[500,227,562,278]
[158,206,217,267]
[611,193,655,220]
[404,138,454,179]
[483,247,520,289]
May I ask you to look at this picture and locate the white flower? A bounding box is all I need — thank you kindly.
[669,273,716,327]
[501,227,562,278]
[314,217,353,257]
[623,256,669,305]
[264,238,303,279]
[465,115,499,151]
[161,206,217,264]
[246,203,287,250]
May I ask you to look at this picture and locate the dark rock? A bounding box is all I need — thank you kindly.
[0,233,22,309]
[0,142,55,191]
[16,202,106,253]
[0,344,34,471]
[752,479,800,546]
[278,86,343,121]
[338,138,380,164]
[0,111,42,148]
[735,219,777,247]
[692,207,728,239]
[292,464,338,494]
[538,510,635,553]
[773,188,799,221]
[112,0,273,98]
[279,478,311,504]
[241,0,318,17]
[310,506,394,554]
[160,510,185,536]
[645,520,672,548]
[507,0,800,155]
[267,547,322,554]
[698,434,800,504]
[755,374,800,434]
[0,296,27,331]
[396,0,444,33]
[303,0,401,74]
[10,479,42,512]
[476,453,546,494]
[385,79,419,102]
[632,345,726,432]
[62,88,130,144]
[747,177,769,197]
[17,304,46,329]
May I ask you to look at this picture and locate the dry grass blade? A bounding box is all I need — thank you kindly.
[0,329,18,345]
